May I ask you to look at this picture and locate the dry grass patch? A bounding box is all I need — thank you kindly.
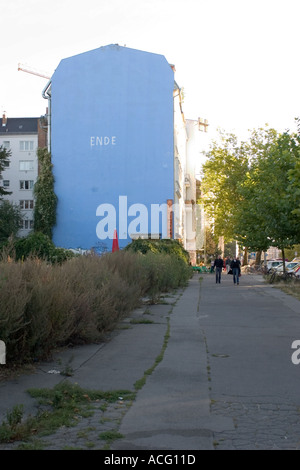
[276,281,300,301]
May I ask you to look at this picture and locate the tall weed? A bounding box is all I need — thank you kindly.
[141,252,191,303]
[0,262,31,362]
[0,248,192,365]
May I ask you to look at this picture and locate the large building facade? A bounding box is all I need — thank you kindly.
[41,44,210,261]
[49,44,175,252]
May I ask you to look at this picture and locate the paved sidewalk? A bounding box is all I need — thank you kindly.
[111,272,300,450]
[0,290,179,450]
[199,272,300,450]
[1,272,300,450]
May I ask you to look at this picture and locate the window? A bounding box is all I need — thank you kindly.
[20,180,34,190]
[19,161,34,171]
[3,141,10,149]
[20,141,34,151]
[3,180,10,188]
[20,200,34,210]
[20,220,34,230]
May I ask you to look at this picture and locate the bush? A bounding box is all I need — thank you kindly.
[125,238,190,264]
[141,252,192,303]
[0,262,31,362]
[0,244,192,365]
[0,232,75,264]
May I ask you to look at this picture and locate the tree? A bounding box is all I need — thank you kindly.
[288,159,300,219]
[260,131,300,270]
[33,148,57,239]
[287,119,300,221]
[200,130,249,250]
[205,226,222,258]
[0,200,23,241]
[232,127,278,258]
[201,125,300,270]
[0,145,12,199]
[234,127,300,271]
[285,245,300,261]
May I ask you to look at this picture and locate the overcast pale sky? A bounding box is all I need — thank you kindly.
[1,0,300,142]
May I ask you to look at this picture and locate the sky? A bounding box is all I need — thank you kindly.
[1,0,300,143]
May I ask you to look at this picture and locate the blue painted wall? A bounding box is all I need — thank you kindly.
[51,45,174,251]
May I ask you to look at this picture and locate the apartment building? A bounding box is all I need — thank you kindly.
[0,114,47,237]
[40,44,209,261]
[48,44,175,251]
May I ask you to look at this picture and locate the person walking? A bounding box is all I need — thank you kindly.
[225,256,231,273]
[230,257,241,285]
[214,255,224,284]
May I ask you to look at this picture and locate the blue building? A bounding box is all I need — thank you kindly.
[49,44,175,251]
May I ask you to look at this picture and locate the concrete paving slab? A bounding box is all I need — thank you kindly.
[2,272,300,450]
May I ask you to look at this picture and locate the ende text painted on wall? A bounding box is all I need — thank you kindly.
[90,136,117,148]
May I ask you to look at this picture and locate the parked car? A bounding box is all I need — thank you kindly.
[293,265,300,278]
[274,261,300,273]
[267,260,283,271]
[267,259,282,270]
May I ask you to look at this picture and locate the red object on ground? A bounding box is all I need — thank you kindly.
[112,229,119,252]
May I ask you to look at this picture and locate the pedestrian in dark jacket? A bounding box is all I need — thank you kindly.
[230,257,241,285]
[225,256,231,273]
[214,255,224,284]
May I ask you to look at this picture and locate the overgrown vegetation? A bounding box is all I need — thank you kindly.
[264,272,300,299]
[0,144,23,243]
[0,201,23,242]
[125,238,190,264]
[0,231,75,264]
[33,147,57,239]
[0,381,134,445]
[0,145,12,199]
[276,282,300,301]
[0,243,192,365]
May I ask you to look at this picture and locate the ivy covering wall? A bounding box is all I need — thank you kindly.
[33,148,57,239]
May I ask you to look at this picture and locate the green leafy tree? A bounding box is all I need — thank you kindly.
[200,130,249,250]
[288,159,300,218]
[285,245,300,261]
[232,127,278,256]
[260,131,300,268]
[205,226,221,258]
[0,145,12,199]
[33,148,57,239]
[0,200,23,241]
[201,125,300,270]
[234,127,300,271]
[287,119,300,220]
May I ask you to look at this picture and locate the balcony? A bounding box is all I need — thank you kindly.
[175,181,182,198]
[184,174,191,187]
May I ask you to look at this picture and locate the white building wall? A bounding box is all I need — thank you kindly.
[0,133,38,237]
[173,87,187,243]
[185,119,209,264]
[172,82,210,265]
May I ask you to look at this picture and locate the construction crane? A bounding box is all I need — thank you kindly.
[18,63,51,79]
[18,62,52,152]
